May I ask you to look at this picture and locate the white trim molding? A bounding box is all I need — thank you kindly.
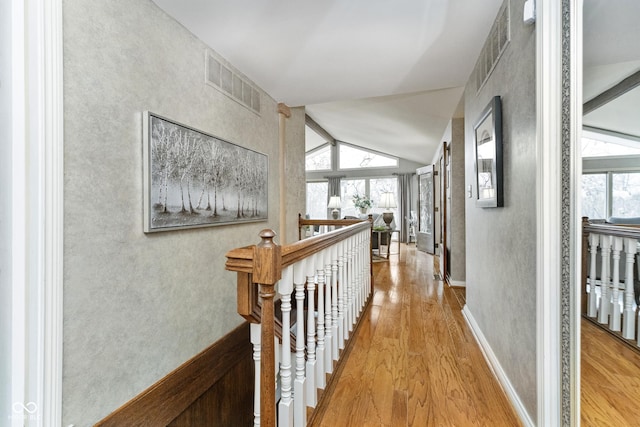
[43,0,65,425]
[462,306,535,427]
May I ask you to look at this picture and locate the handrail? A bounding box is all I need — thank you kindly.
[225,220,374,427]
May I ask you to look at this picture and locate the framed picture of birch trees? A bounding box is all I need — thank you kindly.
[143,111,268,232]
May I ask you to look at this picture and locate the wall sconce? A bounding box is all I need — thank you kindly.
[379,192,397,229]
[327,196,342,219]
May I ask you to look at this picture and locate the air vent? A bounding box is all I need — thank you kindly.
[205,50,261,114]
[475,1,511,92]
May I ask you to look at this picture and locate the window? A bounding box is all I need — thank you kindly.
[306,145,331,171]
[369,178,398,216]
[581,172,640,219]
[582,129,640,157]
[340,179,366,218]
[339,143,398,169]
[306,182,328,219]
[581,173,606,219]
[612,172,640,217]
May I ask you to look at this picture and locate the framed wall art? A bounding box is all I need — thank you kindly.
[143,111,268,232]
[473,96,503,208]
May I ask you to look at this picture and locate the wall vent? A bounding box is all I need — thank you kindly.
[475,0,511,93]
[205,50,261,115]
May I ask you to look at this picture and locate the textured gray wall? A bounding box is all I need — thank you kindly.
[449,118,466,283]
[62,0,304,424]
[464,0,537,420]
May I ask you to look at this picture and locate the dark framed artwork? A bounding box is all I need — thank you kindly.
[143,111,268,232]
[473,96,503,208]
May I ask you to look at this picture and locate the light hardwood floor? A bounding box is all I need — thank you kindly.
[310,244,522,426]
[581,318,640,426]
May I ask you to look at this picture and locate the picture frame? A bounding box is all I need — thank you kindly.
[143,111,268,232]
[473,96,503,208]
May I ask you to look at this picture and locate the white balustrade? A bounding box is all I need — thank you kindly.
[230,221,373,427]
[584,227,640,347]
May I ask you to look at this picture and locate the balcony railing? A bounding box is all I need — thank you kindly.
[581,217,640,344]
[226,218,373,427]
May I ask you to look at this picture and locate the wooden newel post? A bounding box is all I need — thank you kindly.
[253,229,282,427]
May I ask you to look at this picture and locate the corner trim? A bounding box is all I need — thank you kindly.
[462,305,535,427]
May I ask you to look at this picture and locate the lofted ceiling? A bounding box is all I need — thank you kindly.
[151,0,503,164]
[151,0,640,165]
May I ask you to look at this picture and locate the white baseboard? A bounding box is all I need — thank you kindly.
[462,305,535,427]
[448,279,466,287]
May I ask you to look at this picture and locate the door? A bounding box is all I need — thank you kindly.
[416,165,435,254]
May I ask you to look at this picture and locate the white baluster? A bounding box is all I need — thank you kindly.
[316,250,326,388]
[365,229,372,298]
[609,237,623,332]
[587,233,600,317]
[356,233,363,315]
[305,256,317,407]
[292,259,307,426]
[251,323,261,427]
[331,243,340,361]
[278,267,294,427]
[623,238,638,340]
[347,236,355,332]
[324,251,333,374]
[598,235,612,324]
[337,240,346,349]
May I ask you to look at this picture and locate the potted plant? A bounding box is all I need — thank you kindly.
[352,194,373,214]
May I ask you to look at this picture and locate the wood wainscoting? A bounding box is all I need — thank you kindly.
[96,322,253,427]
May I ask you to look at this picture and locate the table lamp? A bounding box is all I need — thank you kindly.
[327,196,342,219]
[379,192,397,228]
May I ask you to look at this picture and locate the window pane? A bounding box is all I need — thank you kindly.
[339,144,398,169]
[306,145,331,171]
[306,182,328,219]
[340,179,366,218]
[582,133,640,158]
[612,172,640,218]
[581,174,606,219]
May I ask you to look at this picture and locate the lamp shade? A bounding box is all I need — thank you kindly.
[379,192,397,210]
[327,196,342,209]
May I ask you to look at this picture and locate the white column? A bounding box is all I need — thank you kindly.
[597,235,612,324]
[609,237,623,332]
[278,267,294,427]
[292,260,307,426]
[587,233,600,317]
[250,323,262,427]
[623,238,637,340]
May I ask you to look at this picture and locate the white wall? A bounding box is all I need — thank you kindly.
[62,0,305,424]
[464,0,537,421]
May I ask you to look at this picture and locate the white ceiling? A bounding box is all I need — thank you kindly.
[151,0,640,164]
[151,0,503,164]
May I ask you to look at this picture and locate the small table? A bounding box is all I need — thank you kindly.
[373,229,400,259]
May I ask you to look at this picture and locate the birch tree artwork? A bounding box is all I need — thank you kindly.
[143,112,268,232]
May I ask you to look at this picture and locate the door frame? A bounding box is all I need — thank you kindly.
[536,0,581,425]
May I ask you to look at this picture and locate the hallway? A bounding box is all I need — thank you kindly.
[310,245,522,426]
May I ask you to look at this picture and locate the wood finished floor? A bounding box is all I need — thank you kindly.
[581,318,640,426]
[310,244,522,427]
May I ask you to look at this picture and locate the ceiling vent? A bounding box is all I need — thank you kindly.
[475,1,511,93]
[205,50,261,115]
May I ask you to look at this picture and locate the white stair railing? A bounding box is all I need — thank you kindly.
[227,221,373,427]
